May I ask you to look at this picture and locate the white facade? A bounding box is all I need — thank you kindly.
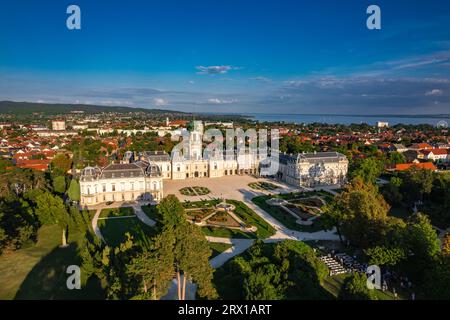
[52,120,66,131]
[277,152,348,187]
[79,162,163,206]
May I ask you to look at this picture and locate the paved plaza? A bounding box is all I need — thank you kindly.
[163,175,300,202]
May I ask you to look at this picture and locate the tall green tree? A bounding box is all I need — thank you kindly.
[52,175,66,194]
[51,153,73,175]
[127,229,175,300]
[339,273,378,300]
[351,158,384,184]
[67,179,80,201]
[34,192,71,246]
[157,195,217,300]
[323,177,392,248]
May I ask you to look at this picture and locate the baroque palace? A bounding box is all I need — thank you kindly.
[79,122,348,206]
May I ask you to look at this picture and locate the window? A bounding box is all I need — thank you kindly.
[139,181,144,190]
[130,182,134,190]
[167,165,170,171]
[121,182,125,191]
[102,184,106,192]
[112,184,116,192]
[177,166,180,172]
[153,181,158,190]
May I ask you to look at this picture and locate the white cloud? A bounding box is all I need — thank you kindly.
[207,98,237,104]
[153,98,168,106]
[425,89,443,96]
[249,76,272,83]
[196,65,240,75]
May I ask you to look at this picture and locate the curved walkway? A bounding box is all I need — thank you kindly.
[90,202,157,244]
[92,208,105,243]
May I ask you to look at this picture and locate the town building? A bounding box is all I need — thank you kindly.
[277,152,348,187]
[79,161,163,206]
[52,120,66,131]
[79,122,349,205]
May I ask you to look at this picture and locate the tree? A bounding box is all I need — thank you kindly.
[51,153,73,175]
[67,179,80,202]
[52,175,66,194]
[351,158,384,184]
[382,177,403,206]
[388,152,406,165]
[365,246,406,267]
[325,177,392,248]
[339,273,378,300]
[243,269,283,300]
[157,195,185,227]
[173,222,217,299]
[423,255,450,299]
[127,230,175,300]
[34,192,71,246]
[402,168,434,203]
[442,235,450,256]
[403,213,441,281]
[157,195,217,300]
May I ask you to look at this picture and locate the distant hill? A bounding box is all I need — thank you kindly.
[0,101,187,115]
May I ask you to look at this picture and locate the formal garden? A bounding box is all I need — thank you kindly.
[248,181,279,191]
[179,186,211,196]
[252,191,332,232]
[183,199,276,239]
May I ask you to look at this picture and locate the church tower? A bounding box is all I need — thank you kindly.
[189,121,203,160]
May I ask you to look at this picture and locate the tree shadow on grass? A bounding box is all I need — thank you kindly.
[15,242,106,300]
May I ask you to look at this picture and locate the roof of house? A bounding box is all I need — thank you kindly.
[422,148,449,156]
[393,162,437,171]
[280,152,347,165]
[142,150,171,162]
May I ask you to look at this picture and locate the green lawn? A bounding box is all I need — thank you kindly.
[226,200,276,238]
[99,207,135,218]
[209,242,232,258]
[202,226,257,239]
[0,224,106,300]
[97,216,156,247]
[187,199,276,239]
[322,273,397,300]
[252,195,326,233]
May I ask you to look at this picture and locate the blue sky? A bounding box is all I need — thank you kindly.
[1,0,450,114]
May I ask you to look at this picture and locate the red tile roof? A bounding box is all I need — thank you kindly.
[393,162,437,171]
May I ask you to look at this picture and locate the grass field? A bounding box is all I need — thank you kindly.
[202,226,257,239]
[209,242,232,258]
[97,216,156,247]
[99,207,134,218]
[252,195,325,232]
[0,224,106,300]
